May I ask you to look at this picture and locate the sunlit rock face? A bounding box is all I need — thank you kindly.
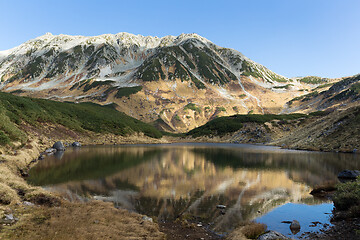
[29,144,360,233]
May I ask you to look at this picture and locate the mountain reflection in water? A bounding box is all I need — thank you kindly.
[28,143,360,234]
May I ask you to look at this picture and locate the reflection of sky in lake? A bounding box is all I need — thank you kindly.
[256,203,333,239]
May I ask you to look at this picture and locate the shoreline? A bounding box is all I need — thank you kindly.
[0,133,169,239]
[0,132,358,239]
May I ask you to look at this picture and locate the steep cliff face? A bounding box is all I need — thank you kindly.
[0,32,314,132]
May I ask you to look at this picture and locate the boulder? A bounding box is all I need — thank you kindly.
[72,141,81,147]
[45,148,57,155]
[290,220,300,234]
[23,201,34,206]
[338,170,360,179]
[141,216,153,222]
[216,204,226,209]
[2,213,18,224]
[257,230,290,240]
[52,141,65,151]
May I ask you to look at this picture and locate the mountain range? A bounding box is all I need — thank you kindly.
[0,32,350,132]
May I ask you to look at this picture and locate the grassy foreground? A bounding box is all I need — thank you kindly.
[0,92,167,239]
[332,177,360,218]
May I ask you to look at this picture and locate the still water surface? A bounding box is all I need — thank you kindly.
[28,143,360,238]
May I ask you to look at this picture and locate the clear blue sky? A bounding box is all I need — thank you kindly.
[1,0,359,78]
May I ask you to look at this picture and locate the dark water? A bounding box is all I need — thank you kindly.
[28,143,360,238]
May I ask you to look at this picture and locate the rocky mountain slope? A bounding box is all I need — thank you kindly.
[0,33,317,132]
[283,74,360,114]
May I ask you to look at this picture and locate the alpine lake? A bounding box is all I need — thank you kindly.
[28,143,360,239]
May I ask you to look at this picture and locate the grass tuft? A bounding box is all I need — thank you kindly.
[333,178,360,214]
[241,222,267,239]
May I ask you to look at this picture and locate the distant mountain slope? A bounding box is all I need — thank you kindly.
[284,74,360,113]
[0,33,320,132]
[187,106,360,153]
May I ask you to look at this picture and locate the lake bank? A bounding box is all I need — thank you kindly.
[1,131,359,239]
[0,131,168,239]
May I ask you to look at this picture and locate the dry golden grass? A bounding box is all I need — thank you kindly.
[0,182,20,205]
[241,223,267,239]
[0,126,168,240]
[227,222,267,240]
[1,201,165,240]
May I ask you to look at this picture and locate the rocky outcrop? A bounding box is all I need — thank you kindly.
[257,230,290,240]
[72,142,81,147]
[338,170,360,179]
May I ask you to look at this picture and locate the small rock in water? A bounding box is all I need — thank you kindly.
[52,141,65,151]
[216,204,226,209]
[281,221,292,224]
[72,141,81,147]
[45,148,57,155]
[257,230,290,240]
[290,220,301,234]
[311,221,321,226]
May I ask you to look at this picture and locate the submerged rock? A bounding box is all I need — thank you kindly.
[52,141,65,151]
[45,148,57,155]
[72,141,81,147]
[257,230,290,240]
[338,170,360,179]
[290,220,301,234]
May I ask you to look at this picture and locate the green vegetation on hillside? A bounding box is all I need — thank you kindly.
[187,113,307,137]
[182,41,234,85]
[184,103,201,113]
[115,86,143,98]
[287,91,319,105]
[241,61,262,79]
[83,80,114,92]
[299,76,326,84]
[0,92,162,146]
[326,82,360,102]
[313,83,334,91]
[190,75,206,89]
[350,82,360,93]
[273,84,293,90]
[138,58,165,82]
